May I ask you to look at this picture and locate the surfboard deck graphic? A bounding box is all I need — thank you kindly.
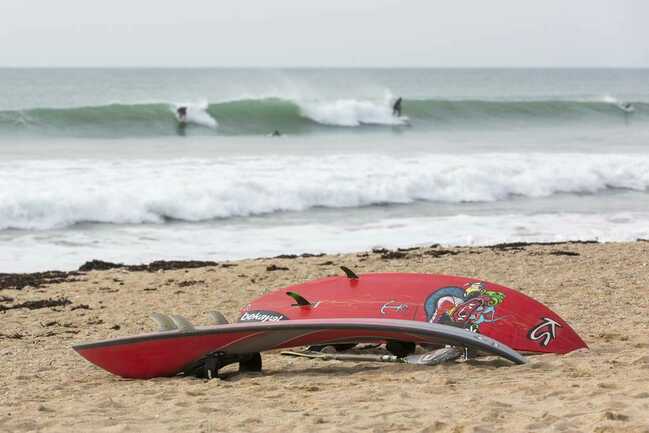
[73,318,525,379]
[239,272,587,354]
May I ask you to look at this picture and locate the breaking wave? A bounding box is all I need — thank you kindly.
[2,153,649,230]
[0,98,645,137]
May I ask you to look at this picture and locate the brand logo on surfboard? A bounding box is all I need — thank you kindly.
[528,317,562,347]
[238,310,288,322]
[380,301,409,315]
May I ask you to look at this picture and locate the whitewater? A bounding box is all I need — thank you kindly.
[2,153,649,231]
[1,67,648,271]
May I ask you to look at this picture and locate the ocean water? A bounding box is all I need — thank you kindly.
[1,68,648,272]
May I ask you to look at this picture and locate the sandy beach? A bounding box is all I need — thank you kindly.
[2,241,649,433]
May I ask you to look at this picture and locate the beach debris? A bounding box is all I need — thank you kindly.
[0,296,14,303]
[266,264,289,272]
[0,297,72,311]
[71,304,91,310]
[177,280,205,288]
[0,332,24,340]
[372,248,408,259]
[78,259,219,273]
[39,329,80,338]
[548,250,580,256]
[42,321,60,327]
[41,321,76,328]
[0,271,82,290]
[603,411,630,422]
[423,249,461,258]
[273,253,326,259]
[488,240,598,252]
[78,260,122,271]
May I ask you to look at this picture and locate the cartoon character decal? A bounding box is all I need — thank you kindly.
[424,282,505,332]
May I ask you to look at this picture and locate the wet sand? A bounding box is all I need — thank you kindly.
[2,241,649,433]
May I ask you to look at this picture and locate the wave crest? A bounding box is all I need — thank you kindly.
[299,98,407,126]
[0,98,644,137]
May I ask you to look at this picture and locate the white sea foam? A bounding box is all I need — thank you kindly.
[3,211,649,272]
[298,96,407,127]
[601,95,620,104]
[172,100,217,128]
[1,153,649,231]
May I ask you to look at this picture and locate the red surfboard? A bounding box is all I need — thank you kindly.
[239,272,587,354]
[73,318,525,379]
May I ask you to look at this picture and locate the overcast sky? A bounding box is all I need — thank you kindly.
[1,0,647,67]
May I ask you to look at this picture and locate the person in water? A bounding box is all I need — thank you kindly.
[177,106,188,123]
[392,97,402,117]
[271,130,282,136]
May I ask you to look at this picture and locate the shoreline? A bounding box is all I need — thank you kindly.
[2,240,649,432]
[1,238,611,279]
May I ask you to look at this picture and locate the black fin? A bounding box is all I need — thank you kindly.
[340,266,359,279]
[286,291,312,306]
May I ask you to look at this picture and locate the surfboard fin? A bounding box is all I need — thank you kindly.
[170,315,195,331]
[208,311,229,325]
[150,313,177,332]
[286,291,312,306]
[340,266,359,279]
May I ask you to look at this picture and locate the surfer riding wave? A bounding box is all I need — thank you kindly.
[392,97,402,117]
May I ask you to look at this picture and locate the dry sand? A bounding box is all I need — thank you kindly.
[2,241,649,433]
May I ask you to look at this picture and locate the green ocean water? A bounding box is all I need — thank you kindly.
[0,68,647,137]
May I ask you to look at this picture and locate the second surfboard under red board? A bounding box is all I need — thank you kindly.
[73,318,526,379]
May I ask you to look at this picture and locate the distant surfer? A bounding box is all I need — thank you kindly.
[176,106,188,123]
[392,97,403,117]
[271,129,282,137]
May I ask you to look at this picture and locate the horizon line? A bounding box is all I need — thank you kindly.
[0,65,648,70]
